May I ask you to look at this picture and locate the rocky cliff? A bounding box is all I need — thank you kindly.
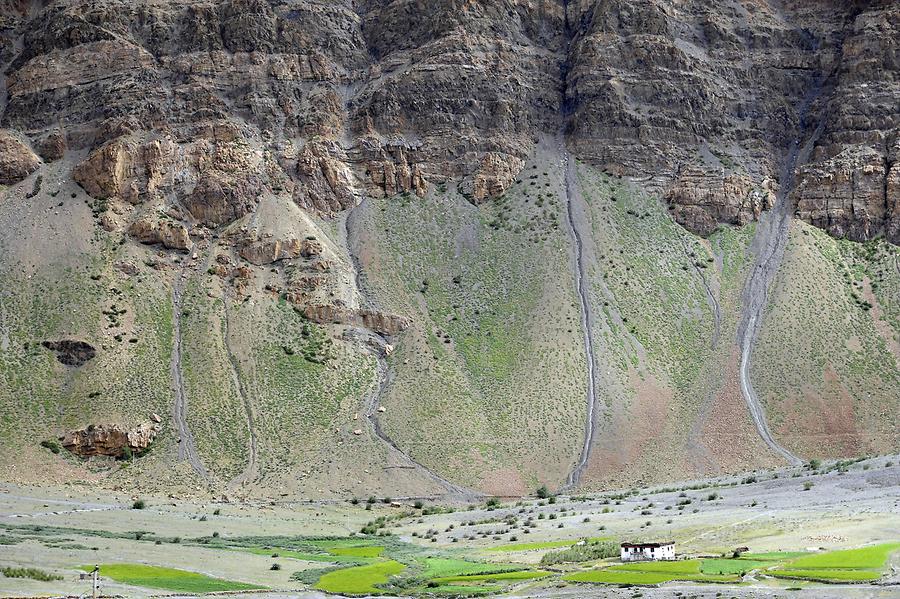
[0,1,896,246]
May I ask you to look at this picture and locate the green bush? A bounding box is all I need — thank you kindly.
[540,540,619,566]
[132,499,146,510]
[536,485,551,499]
[40,440,61,454]
[1,567,63,582]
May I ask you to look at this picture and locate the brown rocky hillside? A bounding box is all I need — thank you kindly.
[0,0,896,498]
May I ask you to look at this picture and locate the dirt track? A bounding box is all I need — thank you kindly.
[170,242,209,480]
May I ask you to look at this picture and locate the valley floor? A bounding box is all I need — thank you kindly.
[0,455,898,597]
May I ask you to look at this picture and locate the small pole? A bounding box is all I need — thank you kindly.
[91,565,99,599]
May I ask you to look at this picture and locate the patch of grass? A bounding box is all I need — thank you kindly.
[739,552,806,561]
[327,545,385,558]
[785,543,900,570]
[314,560,405,595]
[771,569,880,582]
[611,559,704,573]
[564,568,737,585]
[239,546,370,564]
[700,558,768,575]
[428,584,499,595]
[420,558,522,578]
[565,558,741,586]
[79,564,262,593]
[432,570,552,583]
[1,566,62,581]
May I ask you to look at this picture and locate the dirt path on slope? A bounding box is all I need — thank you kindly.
[737,82,826,468]
[224,297,259,490]
[345,202,480,500]
[170,244,210,480]
[560,146,600,490]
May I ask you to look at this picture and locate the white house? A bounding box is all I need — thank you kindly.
[620,541,675,561]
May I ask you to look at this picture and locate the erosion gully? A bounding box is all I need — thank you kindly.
[558,0,599,491]
[223,297,259,490]
[737,78,827,468]
[170,243,210,480]
[560,146,599,490]
[344,202,478,499]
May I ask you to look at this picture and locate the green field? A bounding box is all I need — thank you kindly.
[771,569,880,582]
[785,543,900,570]
[739,552,806,561]
[700,558,769,575]
[421,558,523,578]
[432,570,551,583]
[313,560,405,595]
[80,564,262,593]
[564,559,739,586]
[766,542,900,583]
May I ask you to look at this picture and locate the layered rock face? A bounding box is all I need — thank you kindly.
[566,0,897,239]
[1,0,894,247]
[60,422,160,458]
[793,4,900,244]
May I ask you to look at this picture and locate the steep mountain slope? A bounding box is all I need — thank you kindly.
[0,0,897,498]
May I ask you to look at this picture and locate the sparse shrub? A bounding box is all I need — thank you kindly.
[536,485,551,499]
[803,482,814,491]
[1,567,62,582]
[132,499,146,510]
[270,563,281,571]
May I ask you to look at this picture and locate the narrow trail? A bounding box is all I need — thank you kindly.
[680,234,722,348]
[170,243,209,480]
[681,234,723,473]
[737,81,826,468]
[223,298,259,490]
[560,146,599,490]
[344,202,479,499]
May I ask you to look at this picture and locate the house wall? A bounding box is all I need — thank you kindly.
[620,544,675,561]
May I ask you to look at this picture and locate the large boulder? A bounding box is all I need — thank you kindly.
[0,129,40,185]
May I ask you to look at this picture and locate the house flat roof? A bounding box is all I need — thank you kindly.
[621,541,675,548]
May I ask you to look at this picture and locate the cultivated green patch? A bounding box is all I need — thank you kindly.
[314,560,405,595]
[79,564,262,593]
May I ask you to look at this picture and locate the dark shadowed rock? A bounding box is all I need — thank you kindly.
[41,340,96,366]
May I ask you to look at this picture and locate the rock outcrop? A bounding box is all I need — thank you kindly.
[239,236,322,265]
[128,216,191,251]
[792,4,900,244]
[666,166,775,237]
[303,305,410,337]
[60,422,159,458]
[0,129,40,185]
